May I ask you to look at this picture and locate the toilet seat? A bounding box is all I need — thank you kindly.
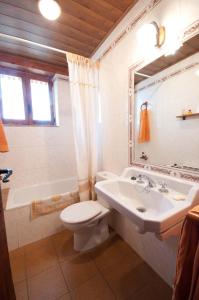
[60,201,102,224]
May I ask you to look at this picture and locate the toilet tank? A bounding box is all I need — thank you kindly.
[96,171,118,182]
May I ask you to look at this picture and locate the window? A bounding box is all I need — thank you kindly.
[0,68,56,126]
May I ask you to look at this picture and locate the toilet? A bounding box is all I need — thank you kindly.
[60,172,117,251]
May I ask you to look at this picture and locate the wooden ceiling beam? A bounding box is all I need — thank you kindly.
[0,14,97,51]
[0,0,110,34]
[0,0,137,61]
[0,13,100,48]
[0,25,91,57]
[71,0,122,22]
[0,39,66,64]
[91,0,139,56]
[0,52,68,76]
[58,0,114,32]
[94,0,123,12]
[102,0,136,12]
[0,1,106,40]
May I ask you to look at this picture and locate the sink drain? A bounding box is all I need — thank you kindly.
[136,207,146,213]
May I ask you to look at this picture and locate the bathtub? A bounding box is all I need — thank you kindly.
[4,177,77,251]
[6,178,77,210]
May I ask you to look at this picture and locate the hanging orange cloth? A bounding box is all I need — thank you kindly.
[138,107,150,143]
[0,120,9,152]
[172,205,199,300]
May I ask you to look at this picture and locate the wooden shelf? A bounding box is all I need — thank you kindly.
[176,113,199,120]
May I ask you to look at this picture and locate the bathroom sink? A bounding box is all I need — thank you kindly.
[95,167,199,238]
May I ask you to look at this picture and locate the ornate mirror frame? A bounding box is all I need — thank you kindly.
[128,20,199,183]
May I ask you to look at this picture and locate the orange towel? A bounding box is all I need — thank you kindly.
[172,205,199,300]
[0,120,9,152]
[138,108,150,143]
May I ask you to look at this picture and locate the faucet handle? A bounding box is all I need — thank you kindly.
[159,181,167,188]
[137,174,145,183]
[158,181,169,193]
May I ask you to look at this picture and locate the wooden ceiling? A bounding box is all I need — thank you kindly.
[0,0,138,75]
[135,34,199,85]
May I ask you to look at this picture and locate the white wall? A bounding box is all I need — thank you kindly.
[0,77,77,190]
[94,0,199,286]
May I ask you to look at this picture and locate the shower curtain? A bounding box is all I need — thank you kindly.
[66,53,100,201]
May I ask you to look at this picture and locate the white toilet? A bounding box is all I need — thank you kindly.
[60,172,116,251]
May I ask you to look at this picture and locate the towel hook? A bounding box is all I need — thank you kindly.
[141,101,151,110]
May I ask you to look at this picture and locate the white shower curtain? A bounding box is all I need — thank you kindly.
[66,53,100,201]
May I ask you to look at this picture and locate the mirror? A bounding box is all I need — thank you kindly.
[133,34,199,173]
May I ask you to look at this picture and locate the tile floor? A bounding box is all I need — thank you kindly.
[10,229,172,300]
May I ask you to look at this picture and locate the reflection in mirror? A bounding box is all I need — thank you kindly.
[134,34,199,173]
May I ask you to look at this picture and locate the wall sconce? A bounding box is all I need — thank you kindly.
[137,22,165,49]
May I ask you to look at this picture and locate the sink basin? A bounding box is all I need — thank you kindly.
[95,167,199,238]
[99,180,174,215]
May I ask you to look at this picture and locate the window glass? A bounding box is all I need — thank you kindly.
[30,79,51,121]
[0,74,25,120]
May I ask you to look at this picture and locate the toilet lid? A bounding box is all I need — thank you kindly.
[60,201,102,224]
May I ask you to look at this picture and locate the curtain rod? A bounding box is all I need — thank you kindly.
[0,33,67,55]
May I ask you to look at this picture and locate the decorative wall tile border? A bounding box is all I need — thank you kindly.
[128,19,199,183]
[183,19,199,40]
[131,162,199,183]
[98,0,162,60]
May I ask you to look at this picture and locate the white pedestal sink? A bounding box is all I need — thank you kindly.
[95,167,199,239]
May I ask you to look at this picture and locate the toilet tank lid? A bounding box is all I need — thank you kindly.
[60,201,102,224]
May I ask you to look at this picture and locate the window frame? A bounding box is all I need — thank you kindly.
[0,67,56,126]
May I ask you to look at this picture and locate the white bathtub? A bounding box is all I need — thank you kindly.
[4,177,77,251]
[6,177,77,210]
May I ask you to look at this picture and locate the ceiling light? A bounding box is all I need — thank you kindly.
[137,22,165,49]
[38,0,61,21]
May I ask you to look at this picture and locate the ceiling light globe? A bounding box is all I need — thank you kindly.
[38,0,61,21]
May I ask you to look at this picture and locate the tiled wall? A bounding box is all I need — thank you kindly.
[94,0,199,286]
[5,205,66,251]
[0,77,77,190]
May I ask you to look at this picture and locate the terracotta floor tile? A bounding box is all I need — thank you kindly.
[132,279,172,300]
[150,274,172,300]
[9,248,26,283]
[90,235,134,271]
[91,235,143,273]
[24,237,52,252]
[60,253,98,290]
[101,254,144,299]
[24,238,58,278]
[14,280,28,300]
[10,231,172,300]
[51,230,79,262]
[131,285,161,300]
[28,265,68,300]
[10,247,25,257]
[71,274,115,300]
[115,237,137,256]
[137,262,172,298]
[56,293,72,300]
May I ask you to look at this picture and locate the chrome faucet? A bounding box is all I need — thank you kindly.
[136,174,156,188]
[144,176,156,188]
